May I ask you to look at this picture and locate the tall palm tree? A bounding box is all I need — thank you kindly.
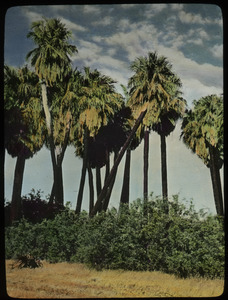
[4,65,45,221]
[152,95,186,208]
[47,69,82,205]
[119,86,144,211]
[181,95,223,216]
[74,67,124,214]
[26,18,78,205]
[128,52,185,212]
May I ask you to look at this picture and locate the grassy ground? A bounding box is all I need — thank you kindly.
[5,260,224,298]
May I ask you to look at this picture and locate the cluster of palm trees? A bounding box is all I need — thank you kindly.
[4,18,224,222]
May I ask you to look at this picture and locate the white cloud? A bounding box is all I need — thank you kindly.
[105,22,159,61]
[198,29,210,40]
[145,4,168,18]
[92,16,113,26]
[60,17,87,32]
[83,5,101,14]
[183,27,211,46]
[72,39,129,86]
[22,7,87,33]
[72,40,103,66]
[117,18,131,31]
[23,8,43,23]
[49,5,72,13]
[76,17,222,104]
[120,4,138,9]
[156,45,223,88]
[170,3,184,11]
[182,77,223,105]
[178,10,213,25]
[210,44,223,59]
[186,38,203,46]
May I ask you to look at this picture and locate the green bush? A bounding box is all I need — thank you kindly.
[4,189,63,226]
[5,194,224,279]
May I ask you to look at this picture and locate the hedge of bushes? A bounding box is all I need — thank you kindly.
[5,194,224,279]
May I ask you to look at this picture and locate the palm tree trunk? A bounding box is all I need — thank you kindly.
[75,127,89,214]
[49,182,55,205]
[41,81,59,204]
[120,148,131,207]
[160,133,169,213]
[11,155,26,222]
[41,82,56,168]
[144,129,149,205]
[56,163,64,206]
[208,144,223,216]
[90,109,147,217]
[96,166,102,198]
[49,116,71,206]
[102,151,119,212]
[88,165,94,215]
[48,152,65,206]
[104,150,110,184]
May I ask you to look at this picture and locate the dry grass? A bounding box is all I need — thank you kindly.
[5,260,224,298]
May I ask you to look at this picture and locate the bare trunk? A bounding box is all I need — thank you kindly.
[208,144,223,216]
[104,151,110,184]
[160,133,168,213]
[75,127,89,214]
[96,166,102,198]
[48,113,71,206]
[88,165,94,215]
[49,162,64,206]
[102,151,118,212]
[11,155,26,222]
[41,81,60,205]
[41,82,56,168]
[120,148,131,207]
[56,162,64,206]
[143,129,149,214]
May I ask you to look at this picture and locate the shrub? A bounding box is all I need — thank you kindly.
[5,194,225,279]
[4,189,63,226]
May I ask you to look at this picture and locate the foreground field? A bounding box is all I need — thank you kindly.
[6,260,223,298]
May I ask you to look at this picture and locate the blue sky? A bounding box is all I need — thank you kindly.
[4,4,223,213]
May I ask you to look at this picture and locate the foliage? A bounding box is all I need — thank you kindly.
[128,51,186,132]
[26,17,77,86]
[4,189,63,226]
[5,194,224,279]
[4,65,45,157]
[181,94,223,167]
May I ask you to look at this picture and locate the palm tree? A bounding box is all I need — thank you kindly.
[152,96,186,208]
[128,52,185,212]
[26,18,78,205]
[4,65,45,221]
[47,69,82,205]
[74,67,124,214]
[119,86,144,211]
[181,95,223,216]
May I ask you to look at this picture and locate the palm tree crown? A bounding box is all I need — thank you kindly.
[26,18,78,86]
[181,94,223,215]
[128,51,184,128]
[181,94,223,167]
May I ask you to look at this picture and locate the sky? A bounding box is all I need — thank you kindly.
[4,3,223,214]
